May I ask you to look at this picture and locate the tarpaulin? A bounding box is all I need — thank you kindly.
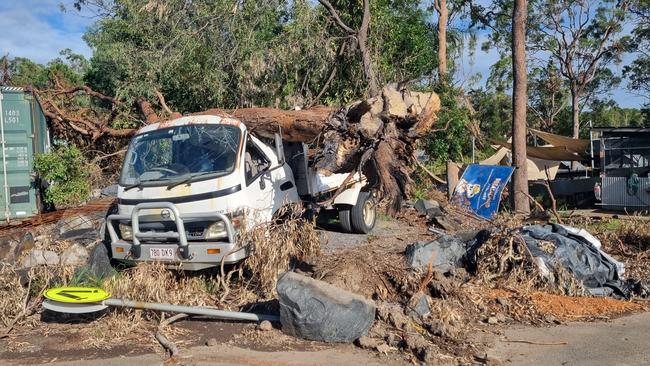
[452,164,514,220]
[529,128,590,153]
[520,224,631,298]
[480,147,560,180]
[492,140,584,161]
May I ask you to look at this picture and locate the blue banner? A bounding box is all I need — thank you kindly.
[451,164,514,220]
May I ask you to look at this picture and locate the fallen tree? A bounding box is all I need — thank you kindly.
[35,82,441,214]
[197,85,441,213]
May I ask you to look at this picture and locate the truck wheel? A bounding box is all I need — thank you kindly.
[350,192,376,234]
[338,206,353,233]
[338,191,376,234]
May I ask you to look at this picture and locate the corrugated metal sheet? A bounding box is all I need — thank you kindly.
[602,176,650,209]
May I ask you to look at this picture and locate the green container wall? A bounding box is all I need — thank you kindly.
[0,87,51,221]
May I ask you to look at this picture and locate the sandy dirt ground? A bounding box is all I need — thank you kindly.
[488,311,650,366]
[5,311,649,366]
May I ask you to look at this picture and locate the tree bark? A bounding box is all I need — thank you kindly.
[358,0,379,97]
[511,0,530,214]
[193,107,335,142]
[570,86,580,138]
[435,0,449,81]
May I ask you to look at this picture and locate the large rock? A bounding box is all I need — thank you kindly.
[12,232,35,261]
[277,272,376,343]
[87,243,114,278]
[60,244,89,266]
[405,235,467,271]
[21,250,59,268]
[414,199,440,216]
[56,214,99,241]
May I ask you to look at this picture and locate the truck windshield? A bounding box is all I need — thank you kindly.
[119,124,241,186]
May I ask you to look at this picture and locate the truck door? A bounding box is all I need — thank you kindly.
[243,136,275,222]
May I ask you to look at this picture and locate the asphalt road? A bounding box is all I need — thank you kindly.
[489,311,650,366]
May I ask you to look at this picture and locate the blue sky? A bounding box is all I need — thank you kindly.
[0,0,645,108]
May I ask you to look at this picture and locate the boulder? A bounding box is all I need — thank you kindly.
[13,232,35,260]
[407,292,431,320]
[414,199,440,216]
[60,244,89,266]
[0,237,17,262]
[277,271,376,343]
[87,244,114,279]
[21,250,59,268]
[405,235,467,271]
[56,214,98,241]
[432,216,460,231]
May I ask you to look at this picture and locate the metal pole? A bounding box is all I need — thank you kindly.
[589,120,595,178]
[104,298,280,322]
[0,91,11,222]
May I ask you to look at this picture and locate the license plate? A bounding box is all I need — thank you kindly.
[149,247,175,260]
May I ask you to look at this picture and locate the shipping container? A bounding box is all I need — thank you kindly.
[0,86,51,222]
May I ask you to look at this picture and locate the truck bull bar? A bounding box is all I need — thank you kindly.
[106,202,237,264]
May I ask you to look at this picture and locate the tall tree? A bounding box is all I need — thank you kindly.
[433,0,449,81]
[512,0,530,213]
[532,0,632,138]
[624,0,650,116]
[528,62,568,131]
[318,0,379,96]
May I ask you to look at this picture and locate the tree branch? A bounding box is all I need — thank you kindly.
[318,0,356,34]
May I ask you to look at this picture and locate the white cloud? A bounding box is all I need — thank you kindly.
[0,0,93,63]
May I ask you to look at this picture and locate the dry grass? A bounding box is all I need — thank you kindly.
[0,265,28,328]
[0,264,77,332]
[240,204,320,297]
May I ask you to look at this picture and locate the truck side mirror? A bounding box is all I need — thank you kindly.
[274,133,285,165]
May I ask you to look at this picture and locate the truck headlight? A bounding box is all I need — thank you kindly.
[204,221,228,240]
[119,223,133,241]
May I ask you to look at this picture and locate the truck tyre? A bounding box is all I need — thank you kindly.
[338,191,376,234]
[338,206,353,233]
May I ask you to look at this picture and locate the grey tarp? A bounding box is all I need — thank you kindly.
[520,224,628,297]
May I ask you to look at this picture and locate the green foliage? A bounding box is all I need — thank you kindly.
[1,49,87,89]
[33,145,91,207]
[80,0,437,112]
[424,87,474,166]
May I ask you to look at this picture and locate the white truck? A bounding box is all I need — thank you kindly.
[105,114,376,270]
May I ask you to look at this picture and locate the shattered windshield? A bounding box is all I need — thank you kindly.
[119,124,241,186]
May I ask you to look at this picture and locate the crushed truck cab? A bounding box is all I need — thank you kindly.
[106,114,374,270]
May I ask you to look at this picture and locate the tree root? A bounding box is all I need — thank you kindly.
[155,313,189,357]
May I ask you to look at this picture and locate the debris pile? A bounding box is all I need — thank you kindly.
[0,194,648,364]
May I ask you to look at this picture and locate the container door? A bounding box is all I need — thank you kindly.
[0,90,38,221]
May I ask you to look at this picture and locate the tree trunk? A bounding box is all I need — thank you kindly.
[193,107,335,142]
[511,0,530,214]
[358,0,379,97]
[437,0,448,81]
[571,87,580,138]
